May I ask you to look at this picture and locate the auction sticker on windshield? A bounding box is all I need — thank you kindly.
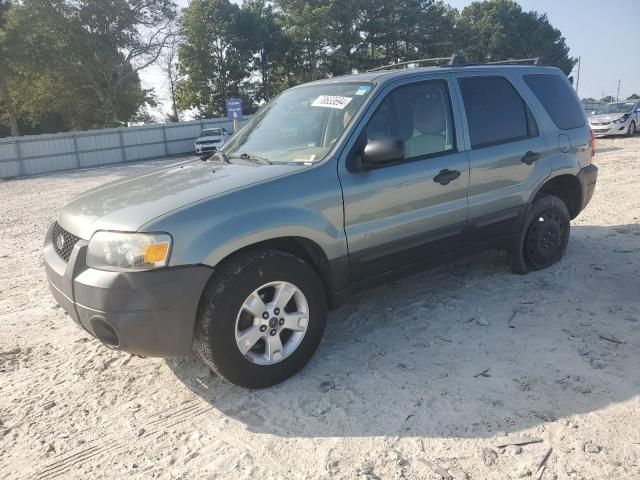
[311,95,353,109]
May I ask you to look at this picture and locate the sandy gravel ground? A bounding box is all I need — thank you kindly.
[1,139,639,480]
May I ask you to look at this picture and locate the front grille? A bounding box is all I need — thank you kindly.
[52,222,80,262]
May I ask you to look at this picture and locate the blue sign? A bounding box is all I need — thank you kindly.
[226,98,243,121]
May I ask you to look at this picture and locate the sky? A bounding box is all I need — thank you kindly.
[140,0,640,119]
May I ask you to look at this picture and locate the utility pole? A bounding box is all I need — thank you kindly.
[616,80,621,101]
[575,56,581,96]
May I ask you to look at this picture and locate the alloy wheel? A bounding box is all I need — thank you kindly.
[234,281,309,365]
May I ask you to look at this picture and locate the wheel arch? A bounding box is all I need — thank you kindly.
[530,173,583,219]
[204,235,347,307]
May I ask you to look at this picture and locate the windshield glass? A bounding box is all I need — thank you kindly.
[595,102,635,114]
[223,82,373,164]
[200,128,222,136]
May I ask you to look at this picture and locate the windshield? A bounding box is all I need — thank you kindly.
[223,82,373,164]
[595,102,636,114]
[200,128,222,136]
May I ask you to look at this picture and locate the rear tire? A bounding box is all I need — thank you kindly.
[195,249,327,388]
[509,194,570,274]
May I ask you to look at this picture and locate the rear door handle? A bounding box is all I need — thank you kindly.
[433,169,461,185]
[521,150,541,165]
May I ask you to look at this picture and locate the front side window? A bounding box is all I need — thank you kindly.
[363,80,456,161]
[223,83,373,164]
[459,76,535,148]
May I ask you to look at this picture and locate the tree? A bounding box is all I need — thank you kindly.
[275,0,332,83]
[627,93,640,100]
[600,96,615,103]
[160,32,183,122]
[0,0,175,136]
[236,0,288,102]
[59,0,178,125]
[0,0,20,136]
[357,0,459,71]
[177,0,251,117]
[457,0,575,74]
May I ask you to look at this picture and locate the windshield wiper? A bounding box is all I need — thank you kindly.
[228,152,272,165]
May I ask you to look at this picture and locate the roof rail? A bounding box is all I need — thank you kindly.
[367,55,462,72]
[367,54,544,72]
[487,57,543,65]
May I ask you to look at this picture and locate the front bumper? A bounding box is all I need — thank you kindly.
[577,164,598,211]
[589,121,629,136]
[195,144,219,155]
[44,223,213,357]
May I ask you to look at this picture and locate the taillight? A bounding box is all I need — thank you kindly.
[590,129,596,158]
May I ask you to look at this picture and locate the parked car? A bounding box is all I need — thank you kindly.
[194,127,230,156]
[45,62,597,388]
[588,101,640,136]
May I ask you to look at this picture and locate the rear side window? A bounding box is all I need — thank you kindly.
[524,74,584,130]
[459,76,534,148]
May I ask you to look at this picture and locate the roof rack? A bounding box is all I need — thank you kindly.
[487,57,543,65]
[367,54,543,72]
[367,54,464,72]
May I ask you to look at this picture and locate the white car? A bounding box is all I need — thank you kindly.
[588,101,640,137]
[194,127,230,156]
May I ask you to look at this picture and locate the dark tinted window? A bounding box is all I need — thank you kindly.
[524,74,584,130]
[459,76,532,148]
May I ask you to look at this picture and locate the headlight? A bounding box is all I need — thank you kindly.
[614,114,630,124]
[87,231,172,271]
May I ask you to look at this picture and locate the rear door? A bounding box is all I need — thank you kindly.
[451,72,551,239]
[338,74,470,281]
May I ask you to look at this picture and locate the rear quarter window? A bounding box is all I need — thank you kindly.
[523,73,585,130]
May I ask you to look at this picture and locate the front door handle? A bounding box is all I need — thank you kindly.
[433,169,461,185]
[521,150,541,165]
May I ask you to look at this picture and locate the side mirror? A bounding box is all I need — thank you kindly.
[362,138,405,168]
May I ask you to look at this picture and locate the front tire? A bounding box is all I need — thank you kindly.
[628,121,636,137]
[509,194,570,274]
[195,249,327,388]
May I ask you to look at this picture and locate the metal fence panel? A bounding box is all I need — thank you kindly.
[79,149,124,168]
[22,153,78,176]
[76,132,121,151]
[0,160,20,178]
[0,116,248,179]
[0,141,18,162]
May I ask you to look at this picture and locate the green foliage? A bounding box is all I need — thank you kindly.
[2,0,580,136]
[177,0,251,117]
[627,93,640,100]
[0,0,175,136]
[600,96,615,103]
[457,0,575,74]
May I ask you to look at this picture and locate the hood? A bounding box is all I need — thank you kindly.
[589,113,627,123]
[58,159,304,239]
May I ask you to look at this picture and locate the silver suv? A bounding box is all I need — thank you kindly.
[45,62,598,388]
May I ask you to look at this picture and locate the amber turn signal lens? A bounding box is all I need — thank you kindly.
[143,242,170,264]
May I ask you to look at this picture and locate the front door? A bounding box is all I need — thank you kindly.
[338,75,470,281]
